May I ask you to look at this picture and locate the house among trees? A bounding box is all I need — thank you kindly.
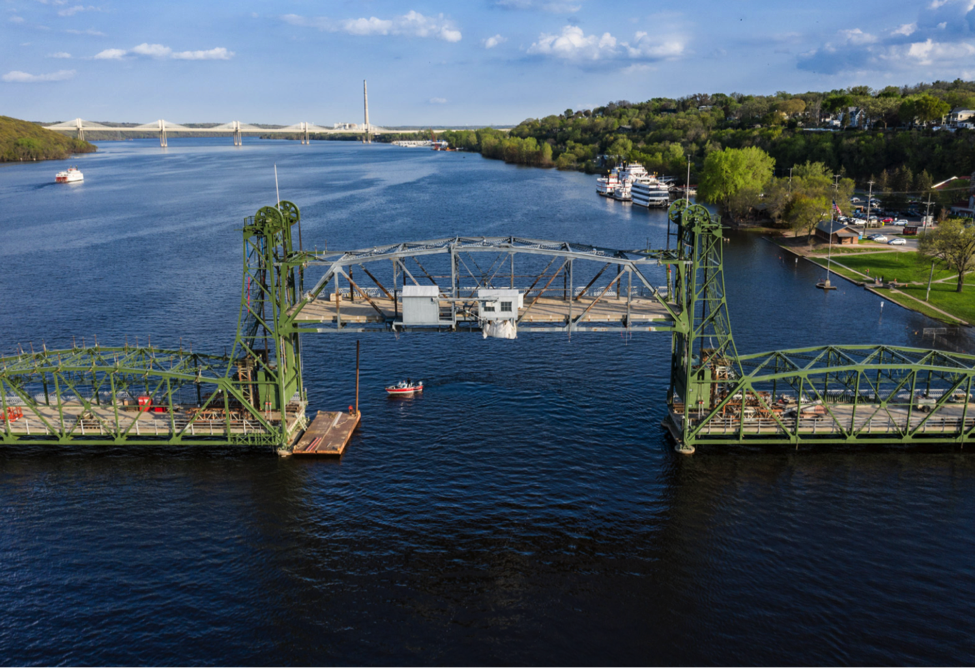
[948,109,975,125]
[815,220,861,244]
[943,172,975,218]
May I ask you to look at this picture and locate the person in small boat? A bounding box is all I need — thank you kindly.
[407,378,411,387]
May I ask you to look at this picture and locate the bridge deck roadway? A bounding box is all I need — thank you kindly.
[674,402,975,439]
[294,294,675,326]
[3,402,303,440]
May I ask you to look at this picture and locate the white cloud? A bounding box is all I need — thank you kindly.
[58,5,97,17]
[48,51,72,58]
[2,69,75,82]
[93,47,125,59]
[905,37,975,64]
[91,44,233,61]
[836,28,878,45]
[65,28,105,35]
[172,47,233,60]
[624,31,683,58]
[528,26,683,62]
[283,10,461,42]
[799,1,975,74]
[131,43,171,57]
[9,15,25,23]
[429,97,447,104]
[483,34,506,48]
[892,22,917,36]
[342,17,393,35]
[528,26,617,60]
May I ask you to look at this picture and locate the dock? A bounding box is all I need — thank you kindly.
[293,410,360,456]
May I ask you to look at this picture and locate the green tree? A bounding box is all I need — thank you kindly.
[860,96,900,129]
[823,94,854,115]
[785,194,830,241]
[14,137,42,160]
[900,94,951,125]
[698,147,775,223]
[776,98,806,117]
[919,218,975,292]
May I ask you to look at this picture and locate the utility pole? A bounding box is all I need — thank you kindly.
[926,261,935,302]
[923,193,934,233]
[865,180,874,227]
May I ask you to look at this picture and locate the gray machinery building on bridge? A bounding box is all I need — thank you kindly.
[2,202,974,453]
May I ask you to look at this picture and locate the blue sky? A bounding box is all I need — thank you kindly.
[3,0,975,125]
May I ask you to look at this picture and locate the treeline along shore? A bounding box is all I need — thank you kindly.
[0,115,95,162]
[438,79,975,184]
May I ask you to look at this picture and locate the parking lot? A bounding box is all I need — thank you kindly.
[840,204,934,250]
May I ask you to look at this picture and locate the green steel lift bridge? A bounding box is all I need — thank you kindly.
[2,200,973,453]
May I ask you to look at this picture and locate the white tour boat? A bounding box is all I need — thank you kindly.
[55,167,84,183]
[631,176,671,208]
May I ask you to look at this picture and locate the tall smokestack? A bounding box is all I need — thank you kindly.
[363,80,371,143]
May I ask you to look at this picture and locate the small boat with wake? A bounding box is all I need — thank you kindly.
[385,379,424,396]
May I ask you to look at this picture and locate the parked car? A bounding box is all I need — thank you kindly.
[893,219,908,226]
[888,238,907,245]
[882,217,894,223]
[850,197,862,203]
[870,234,888,242]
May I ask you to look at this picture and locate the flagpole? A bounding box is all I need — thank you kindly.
[826,202,834,287]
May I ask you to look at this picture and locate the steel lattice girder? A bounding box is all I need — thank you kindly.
[681,344,975,446]
[285,234,683,333]
[0,347,303,447]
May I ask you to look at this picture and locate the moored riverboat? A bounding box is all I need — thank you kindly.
[596,167,621,196]
[632,176,671,208]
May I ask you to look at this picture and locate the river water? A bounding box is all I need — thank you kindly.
[1,140,974,665]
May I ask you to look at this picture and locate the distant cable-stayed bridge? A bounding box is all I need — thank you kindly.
[43,118,422,147]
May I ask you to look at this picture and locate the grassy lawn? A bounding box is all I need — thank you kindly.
[806,245,888,255]
[899,284,975,324]
[832,252,955,284]
[809,260,866,283]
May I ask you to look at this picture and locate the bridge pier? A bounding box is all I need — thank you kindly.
[75,118,85,142]
[159,119,168,148]
[233,121,242,146]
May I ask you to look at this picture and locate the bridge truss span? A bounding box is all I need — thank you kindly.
[672,344,975,446]
[287,235,684,334]
[0,346,306,447]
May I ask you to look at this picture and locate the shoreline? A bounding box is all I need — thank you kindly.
[763,235,970,327]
